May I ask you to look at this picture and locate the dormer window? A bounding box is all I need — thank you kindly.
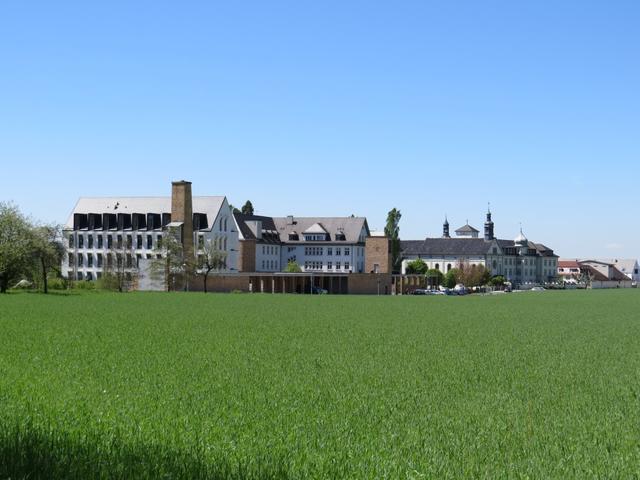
[289,231,299,241]
[304,234,326,241]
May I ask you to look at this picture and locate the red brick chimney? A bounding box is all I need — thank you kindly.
[171,180,193,261]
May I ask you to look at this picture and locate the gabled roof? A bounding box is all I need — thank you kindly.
[303,223,328,234]
[455,224,479,233]
[400,238,494,256]
[592,259,639,273]
[232,213,280,244]
[273,217,369,243]
[65,196,226,231]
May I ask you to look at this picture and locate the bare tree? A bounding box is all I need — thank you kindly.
[31,224,64,293]
[196,237,227,293]
[103,234,138,292]
[150,233,196,291]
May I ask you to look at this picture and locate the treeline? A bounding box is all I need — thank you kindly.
[404,258,505,288]
[0,202,64,293]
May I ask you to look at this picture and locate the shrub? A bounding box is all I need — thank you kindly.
[406,259,428,275]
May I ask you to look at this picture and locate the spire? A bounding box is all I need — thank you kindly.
[484,203,494,241]
[443,215,450,238]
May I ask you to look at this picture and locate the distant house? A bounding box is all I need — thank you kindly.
[593,259,640,284]
[558,259,633,289]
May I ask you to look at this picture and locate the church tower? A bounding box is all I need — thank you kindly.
[443,216,450,238]
[484,205,494,241]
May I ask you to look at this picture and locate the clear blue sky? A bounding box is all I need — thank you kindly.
[1,1,638,259]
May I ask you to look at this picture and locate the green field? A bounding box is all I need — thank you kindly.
[1,290,639,479]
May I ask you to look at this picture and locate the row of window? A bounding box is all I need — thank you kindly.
[304,261,350,271]
[303,247,354,256]
[261,245,278,255]
[197,235,228,251]
[69,252,162,268]
[70,233,163,250]
[261,260,279,270]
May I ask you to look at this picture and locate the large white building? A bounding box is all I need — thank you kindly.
[62,181,238,282]
[234,214,370,273]
[400,210,558,285]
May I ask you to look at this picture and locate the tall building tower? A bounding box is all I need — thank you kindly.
[484,205,494,241]
[443,216,450,238]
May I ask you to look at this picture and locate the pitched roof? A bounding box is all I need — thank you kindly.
[558,260,580,268]
[455,224,479,233]
[400,238,494,256]
[273,217,369,243]
[65,196,226,230]
[232,213,280,244]
[592,259,639,274]
[304,223,328,234]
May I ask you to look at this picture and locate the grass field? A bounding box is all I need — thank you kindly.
[1,290,639,479]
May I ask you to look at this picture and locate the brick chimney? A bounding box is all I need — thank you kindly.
[171,180,194,260]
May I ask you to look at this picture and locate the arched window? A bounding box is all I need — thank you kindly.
[447,263,452,272]
[223,237,227,250]
[435,263,440,271]
[224,217,228,232]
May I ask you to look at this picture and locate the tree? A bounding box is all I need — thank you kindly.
[285,261,302,273]
[197,237,227,293]
[230,204,241,214]
[31,224,64,294]
[489,275,506,287]
[149,232,196,291]
[406,259,428,274]
[103,234,138,292]
[443,269,459,288]
[384,208,402,273]
[241,200,254,216]
[0,203,33,293]
[455,261,492,287]
[426,268,444,288]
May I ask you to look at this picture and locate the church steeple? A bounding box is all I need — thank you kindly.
[443,215,450,238]
[484,203,494,241]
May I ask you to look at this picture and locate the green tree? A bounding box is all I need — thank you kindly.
[31,224,64,294]
[0,203,34,293]
[426,268,444,288]
[489,275,506,287]
[443,269,459,289]
[285,261,302,273]
[384,208,402,273]
[241,200,254,215]
[406,259,428,274]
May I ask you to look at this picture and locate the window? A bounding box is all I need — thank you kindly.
[336,262,341,270]
[435,263,440,271]
[328,261,332,270]
[88,235,94,249]
[344,262,350,270]
[344,247,350,256]
[447,263,452,272]
[77,253,83,266]
[327,247,332,256]
[86,272,93,281]
[126,235,132,248]
[78,235,84,249]
[68,234,74,248]
[336,248,341,256]
[117,235,123,249]
[97,253,103,267]
[77,272,83,281]
[126,254,133,268]
[107,235,113,249]
[68,252,74,266]
[223,237,227,250]
[198,235,204,249]
[88,254,93,267]
[157,236,162,249]
[98,236,103,249]
[137,235,143,249]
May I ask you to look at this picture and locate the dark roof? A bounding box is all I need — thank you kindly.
[400,238,494,256]
[233,213,280,244]
[273,217,369,243]
[455,224,479,233]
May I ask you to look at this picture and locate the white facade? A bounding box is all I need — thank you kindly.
[62,196,238,281]
[283,243,367,273]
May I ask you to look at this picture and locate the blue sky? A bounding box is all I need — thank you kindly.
[1,1,638,259]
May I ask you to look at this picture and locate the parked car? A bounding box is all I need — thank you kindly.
[311,286,328,294]
[530,286,546,292]
[412,288,430,295]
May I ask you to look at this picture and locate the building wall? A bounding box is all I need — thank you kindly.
[281,244,366,273]
[365,236,391,273]
[256,243,281,272]
[238,239,256,273]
